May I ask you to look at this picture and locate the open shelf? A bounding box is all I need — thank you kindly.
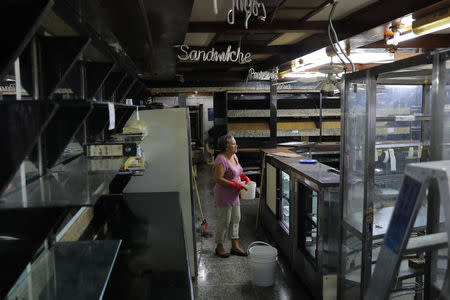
[7,240,121,300]
[344,206,446,240]
[0,101,58,195]
[30,101,93,169]
[0,156,123,209]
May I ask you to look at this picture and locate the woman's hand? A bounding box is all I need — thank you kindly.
[214,162,248,191]
[240,173,250,184]
[228,180,247,192]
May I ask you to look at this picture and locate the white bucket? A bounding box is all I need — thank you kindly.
[247,241,278,287]
[240,181,256,199]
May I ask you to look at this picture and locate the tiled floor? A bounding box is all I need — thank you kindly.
[193,163,313,300]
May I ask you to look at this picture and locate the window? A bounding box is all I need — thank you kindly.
[298,182,318,263]
[279,171,290,232]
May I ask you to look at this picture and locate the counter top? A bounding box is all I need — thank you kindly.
[261,147,340,187]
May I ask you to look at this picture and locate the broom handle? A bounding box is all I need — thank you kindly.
[193,167,205,220]
[255,152,266,229]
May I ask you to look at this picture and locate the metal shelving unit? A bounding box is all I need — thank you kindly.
[0,0,149,298]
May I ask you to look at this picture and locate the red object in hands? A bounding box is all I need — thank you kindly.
[229,180,248,192]
[240,173,250,184]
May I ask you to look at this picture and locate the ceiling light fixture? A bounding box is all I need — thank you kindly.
[413,6,450,35]
[213,0,218,14]
[316,64,344,96]
[386,31,416,45]
[385,7,450,47]
[282,72,325,79]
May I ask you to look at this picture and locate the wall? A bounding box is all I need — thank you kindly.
[153,95,214,143]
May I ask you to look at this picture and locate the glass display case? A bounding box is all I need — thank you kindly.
[338,49,450,299]
[261,147,340,299]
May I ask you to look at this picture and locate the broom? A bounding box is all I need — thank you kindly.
[192,166,208,231]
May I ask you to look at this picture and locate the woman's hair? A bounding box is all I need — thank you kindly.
[217,135,234,152]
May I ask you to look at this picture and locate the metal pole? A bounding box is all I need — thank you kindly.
[424,51,446,300]
[31,37,40,100]
[270,78,277,147]
[421,84,431,156]
[31,37,46,177]
[361,70,376,298]
[80,61,87,100]
[337,77,347,300]
[319,92,323,142]
[15,58,28,207]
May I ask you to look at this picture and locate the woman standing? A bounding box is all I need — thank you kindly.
[213,135,251,258]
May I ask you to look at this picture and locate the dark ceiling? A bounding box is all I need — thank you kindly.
[85,0,450,85]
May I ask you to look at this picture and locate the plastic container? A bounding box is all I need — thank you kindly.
[240,181,256,199]
[247,241,278,287]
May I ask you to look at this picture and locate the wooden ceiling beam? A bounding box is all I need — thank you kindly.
[360,34,450,49]
[188,20,334,33]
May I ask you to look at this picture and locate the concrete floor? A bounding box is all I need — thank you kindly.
[192,163,313,300]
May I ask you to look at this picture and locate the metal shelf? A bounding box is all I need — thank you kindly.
[7,240,121,300]
[375,142,429,149]
[344,206,446,240]
[345,258,424,284]
[0,156,123,210]
[0,101,58,195]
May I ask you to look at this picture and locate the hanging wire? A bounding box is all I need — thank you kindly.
[328,1,355,72]
[327,2,347,71]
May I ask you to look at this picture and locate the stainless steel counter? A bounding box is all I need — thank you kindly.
[261,147,340,187]
[103,192,193,300]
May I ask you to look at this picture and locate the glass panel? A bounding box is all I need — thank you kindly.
[280,171,290,230]
[0,157,123,209]
[433,57,450,292]
[433,247,447,291]
[374,85,424,208]
[7,240,121,300]
[341,228,362,298]
[3,159,40,196]
[305,222,317,259]
[281,197,290,229]
[298,182,319,262]
[53,141,84,167]
[312,190,318,222]
[343,79,367,232]
[373,65,431,248]
[266,163,277,214]
[376,85,423,142]
[281,171,290,198]
[443,59,450,159]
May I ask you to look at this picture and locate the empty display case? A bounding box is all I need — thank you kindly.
[261,147,340,299]
[338,49,450,299]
